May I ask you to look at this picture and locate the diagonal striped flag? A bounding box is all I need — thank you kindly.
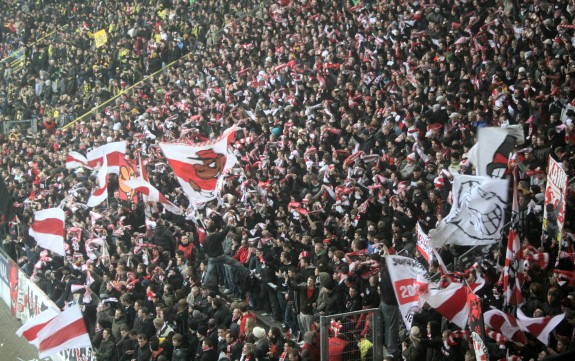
[503,228,524,306]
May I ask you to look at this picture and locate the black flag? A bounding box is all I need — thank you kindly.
[0,177,13,225]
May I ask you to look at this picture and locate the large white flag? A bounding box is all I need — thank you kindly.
[430,174,508,248]
[159,126,237,203]
[385,255,428,329]
[467,125,524,178]
[29,208,66,256]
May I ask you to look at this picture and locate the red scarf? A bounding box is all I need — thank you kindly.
[226,340,238,358]
[307,286,315,299]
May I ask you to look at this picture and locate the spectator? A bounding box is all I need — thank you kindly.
[171,333,190,361]
[134,334,152,361]
[402,326,426,361]
[225,329,243,361]
[96,328,118,361]
[287,275,318,336]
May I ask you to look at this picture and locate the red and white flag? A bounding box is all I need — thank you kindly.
[16,308,60,342]
[65,151,88,169]
[138,153,150,181]
[525,249,550,270]
[503,228,524,306]
[516,309,565,345]
[66,141,126,174]
[31,304,92,359]
[124,177,181,215]
[416,222,432,264]
[29,208,66,256]
[484,309,525,344]
[432,249,450,276]
[86,141,126,174]
[419,281,484,329]
[87,157,108,207]
[159,125,237,203]
[89,211,103,226]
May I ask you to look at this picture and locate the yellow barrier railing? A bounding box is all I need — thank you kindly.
[57,0,272,130]
[60,52,195,130]
[0,29,60,67]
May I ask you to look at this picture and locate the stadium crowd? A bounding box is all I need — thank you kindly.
[1,0,575,360]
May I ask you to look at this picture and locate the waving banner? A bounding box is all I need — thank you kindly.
[160,125,237,203]
[430,174,508,248]
[543,157,567,243]
[416,222,432,265]
[385,255,428,329]
[467,125,524,178]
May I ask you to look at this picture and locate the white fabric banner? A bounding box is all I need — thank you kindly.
[416,222,432,264]
[430,174,508,248]
[467,125,524,178]
[384,255,428,329]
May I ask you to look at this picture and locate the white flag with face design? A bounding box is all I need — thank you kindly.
[430,174,508,248]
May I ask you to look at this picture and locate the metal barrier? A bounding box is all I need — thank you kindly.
[0,248,95,360]
[1,118,37,135]
[320,308,383,361]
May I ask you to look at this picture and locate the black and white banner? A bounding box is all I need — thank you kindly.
[430,174,508,248]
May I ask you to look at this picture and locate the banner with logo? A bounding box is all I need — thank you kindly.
[93,29,108,47]
[430,174,508,248]
[416,222,432,265]
[118,157,138,202]
[15,270,54,324]
[543,157,568,243]
[385,255,428,328]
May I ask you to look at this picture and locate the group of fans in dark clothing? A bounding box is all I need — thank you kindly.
[2,0,575,360]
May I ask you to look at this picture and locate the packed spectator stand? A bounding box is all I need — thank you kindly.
[1,0,575,360]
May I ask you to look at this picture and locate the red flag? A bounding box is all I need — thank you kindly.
[29,208,66,256]
[197,226,206,244]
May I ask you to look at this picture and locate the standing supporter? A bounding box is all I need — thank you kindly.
[287,274,318,337]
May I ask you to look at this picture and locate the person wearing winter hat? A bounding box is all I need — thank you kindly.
[252,327,270,360]
[402,326,425,361]
[252,327,266,340]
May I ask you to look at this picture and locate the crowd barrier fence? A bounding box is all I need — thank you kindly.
[320,308,384,361]
[0,248,95,361]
